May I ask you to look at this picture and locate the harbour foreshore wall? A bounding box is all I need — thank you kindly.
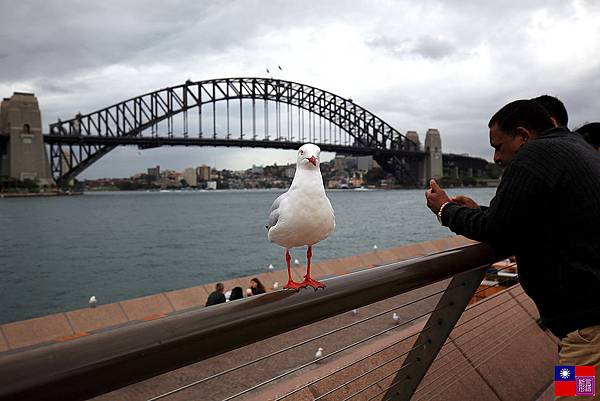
[0,235,476,353]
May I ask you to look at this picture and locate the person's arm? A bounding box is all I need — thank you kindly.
[441,161,548,249]
[450,195,480,209]
[449,195,489,210]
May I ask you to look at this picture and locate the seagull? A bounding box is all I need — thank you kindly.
[351,309,358,315]
[89,296,97,308]
[267,144,335,291]
[294,258,300,266]
[392,312,400,324]
[268,263,274,271]
[273,281,279,290]
[373,244,378,250]
[315,347,324,359]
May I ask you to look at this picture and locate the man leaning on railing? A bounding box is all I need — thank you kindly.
[425,99,600,377]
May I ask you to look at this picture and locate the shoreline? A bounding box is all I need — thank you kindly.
[0,191,83,198]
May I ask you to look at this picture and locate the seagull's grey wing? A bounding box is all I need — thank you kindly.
[266,192,287,230]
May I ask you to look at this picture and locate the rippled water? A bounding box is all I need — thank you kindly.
[0,188,496,324]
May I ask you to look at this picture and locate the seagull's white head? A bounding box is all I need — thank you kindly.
[296,144,321,170]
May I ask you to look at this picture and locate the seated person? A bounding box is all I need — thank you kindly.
[228,286,244,301]
[247,277,266,296]
[205,282,226,306]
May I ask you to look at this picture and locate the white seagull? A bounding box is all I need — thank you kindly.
[392,312,401,324]
[89,296,97,308]
[267,144,335,291]
[315,347,324,359]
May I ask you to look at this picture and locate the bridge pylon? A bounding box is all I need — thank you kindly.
[0,93,53,186]
[424,128,443,184]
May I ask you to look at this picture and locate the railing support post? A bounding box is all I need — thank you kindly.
[383,267,488,400]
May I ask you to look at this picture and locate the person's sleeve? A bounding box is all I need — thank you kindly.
[440,161,548,251]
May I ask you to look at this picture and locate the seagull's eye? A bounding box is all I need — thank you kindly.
[300,150,304,155]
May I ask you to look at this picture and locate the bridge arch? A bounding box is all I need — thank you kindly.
[46,78,422,186]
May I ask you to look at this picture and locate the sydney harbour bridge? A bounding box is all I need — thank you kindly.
[0,77,487,187]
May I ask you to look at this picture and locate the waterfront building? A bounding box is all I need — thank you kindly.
[197,165,211,181]
[183,168,197,187]
[147,166,160,181]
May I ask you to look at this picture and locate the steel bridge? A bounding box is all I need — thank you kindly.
[44,77,437,187]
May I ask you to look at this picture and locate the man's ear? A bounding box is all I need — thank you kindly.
[515,126,534,143]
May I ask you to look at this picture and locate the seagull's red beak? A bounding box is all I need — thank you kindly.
[308,156,317,166]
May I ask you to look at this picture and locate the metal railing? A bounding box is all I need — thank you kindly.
[0,242,506,401]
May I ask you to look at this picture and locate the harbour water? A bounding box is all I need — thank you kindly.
[0,188,496,324]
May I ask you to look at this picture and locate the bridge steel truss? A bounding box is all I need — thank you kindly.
[45,78,423,186]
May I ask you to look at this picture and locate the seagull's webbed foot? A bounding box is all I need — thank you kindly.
[301,276,326,291]
[283,280,304,292]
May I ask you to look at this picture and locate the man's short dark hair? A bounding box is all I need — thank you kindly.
[488,99,555,135]
[532,94,568,127]
[216,282,224,291]
[577,122,600,148]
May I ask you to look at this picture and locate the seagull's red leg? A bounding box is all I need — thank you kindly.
[301,245,326,291]
[283,249,302,291]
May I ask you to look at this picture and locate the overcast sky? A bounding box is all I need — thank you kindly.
[1,0,599,178]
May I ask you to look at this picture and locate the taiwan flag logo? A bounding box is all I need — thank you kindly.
[555,365,596,397]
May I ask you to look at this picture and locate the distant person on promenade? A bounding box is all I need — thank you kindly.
[577,122,600,152]
[425,99,600,372]
[248,277,266,296]
[228,286,244,301]
[205,282,226,306]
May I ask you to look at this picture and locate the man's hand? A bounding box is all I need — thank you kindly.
[425,179,450,214]
[450,195,479,209]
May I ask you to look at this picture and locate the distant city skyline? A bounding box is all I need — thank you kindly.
[77,146,338,179]
[2,1,599,179]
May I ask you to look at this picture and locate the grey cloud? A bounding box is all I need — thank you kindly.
[0,0,353,86]
[412,36,456,60]
[366,35,457,60]
[33,79,84,95]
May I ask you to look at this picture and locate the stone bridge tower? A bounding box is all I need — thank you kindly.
[0,93,53,186]
[405,129,443,187]
[424,128,443,184]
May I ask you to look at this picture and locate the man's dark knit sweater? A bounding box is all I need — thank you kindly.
[441,127,600,339]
